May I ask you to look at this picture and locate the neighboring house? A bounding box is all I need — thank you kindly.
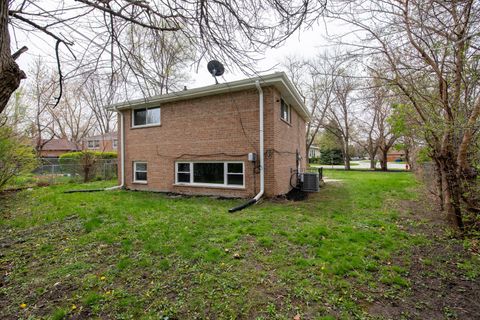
[108,72,310,198]
[84,132,118,152]
[36,139,81,158]
[308,146,321,159]
[386,149,406,162]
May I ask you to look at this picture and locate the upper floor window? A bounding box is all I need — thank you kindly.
[132,107,160,127]
[113,139,118,149]
[87,140,100,149]
[280,99,291,123]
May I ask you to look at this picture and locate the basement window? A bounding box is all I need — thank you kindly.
[133,161,148,183]
[280,98,291,123]
[175,161,244,188]
[132,107,161,127]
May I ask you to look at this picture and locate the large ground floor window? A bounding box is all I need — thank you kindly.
[175,161,244,188]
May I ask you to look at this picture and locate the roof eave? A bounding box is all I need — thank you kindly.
[107,72,311,121]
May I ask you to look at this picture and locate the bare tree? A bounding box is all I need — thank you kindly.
[283,51,345,160]
[355,108,379,170]
[27,58,56,156]
[1,0,327,114]
[325,67,358,170]
[82,73,119,135]
[373,85,397,171]
[329,0,480,231]
[125,25,193,96]
[49,80,96,143]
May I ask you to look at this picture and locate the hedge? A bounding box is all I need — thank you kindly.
[59,151,117,160]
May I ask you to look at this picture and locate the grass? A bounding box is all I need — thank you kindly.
[311,162,360,166]
[0,170,467,319]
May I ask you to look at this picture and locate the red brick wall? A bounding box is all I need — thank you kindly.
[118,85,307,198]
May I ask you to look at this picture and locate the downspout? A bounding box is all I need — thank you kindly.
[229,80,264,212]
[105,109,125,190]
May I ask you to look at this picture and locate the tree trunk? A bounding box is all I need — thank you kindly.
[344,138,350,170]
[405,147,413,171]
[0,2,26,114]
[439,156,464,232]
[345,157,351,170]
[380,149,388,171]
[433,158,444,211]
[370,158,376,170]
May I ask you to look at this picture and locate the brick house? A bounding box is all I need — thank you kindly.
[386,149,406,162]
[84,132,118,152]
[36,139,81,158]
[109,72,310,198]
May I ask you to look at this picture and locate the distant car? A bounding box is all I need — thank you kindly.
[351,157,361,161]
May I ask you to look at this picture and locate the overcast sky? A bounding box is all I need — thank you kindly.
[12,13,343,93]
[189,20,337,88]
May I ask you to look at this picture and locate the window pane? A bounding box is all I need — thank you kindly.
[178,163,190,172]
[227,174,243,186]
[135,171,147,181]
[134,108,147,126]
[135,163,147,171]
[281,99,289,121]
[147,108,160,124]
[177,172,190,183]
[193,163,224,184]
[228,163,243,173]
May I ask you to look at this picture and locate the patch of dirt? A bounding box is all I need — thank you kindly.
[286,188,309,201]
[368,192,480,319]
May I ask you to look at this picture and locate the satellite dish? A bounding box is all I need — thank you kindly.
[207,60,224,84]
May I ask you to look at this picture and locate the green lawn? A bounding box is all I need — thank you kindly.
[0,171,473,319]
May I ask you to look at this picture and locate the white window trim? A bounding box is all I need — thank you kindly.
[174,161,245,189]
[280,98,291,123]
[133,161,148,184]
[112,139,118,149]
[131,107,161,128]
[87,139,100,149]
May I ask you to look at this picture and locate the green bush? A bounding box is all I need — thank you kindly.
[416,147,431,164]
[319,149,343,165]
[59,151,117,182]
[309,156,320,164]
[0,126,37,190]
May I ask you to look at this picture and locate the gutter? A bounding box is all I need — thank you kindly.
[108,72,310,122]
[104,109,125,190]
[229,80,264,212]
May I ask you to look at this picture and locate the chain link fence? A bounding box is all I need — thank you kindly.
[8,158,118,190]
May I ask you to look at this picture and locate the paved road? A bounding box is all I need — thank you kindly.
[312,161,408,171]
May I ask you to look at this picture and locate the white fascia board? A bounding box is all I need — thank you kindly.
[107,72,311,121]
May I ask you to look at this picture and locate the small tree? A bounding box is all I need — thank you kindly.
[0,125,36,190]
[59,151,116,182]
